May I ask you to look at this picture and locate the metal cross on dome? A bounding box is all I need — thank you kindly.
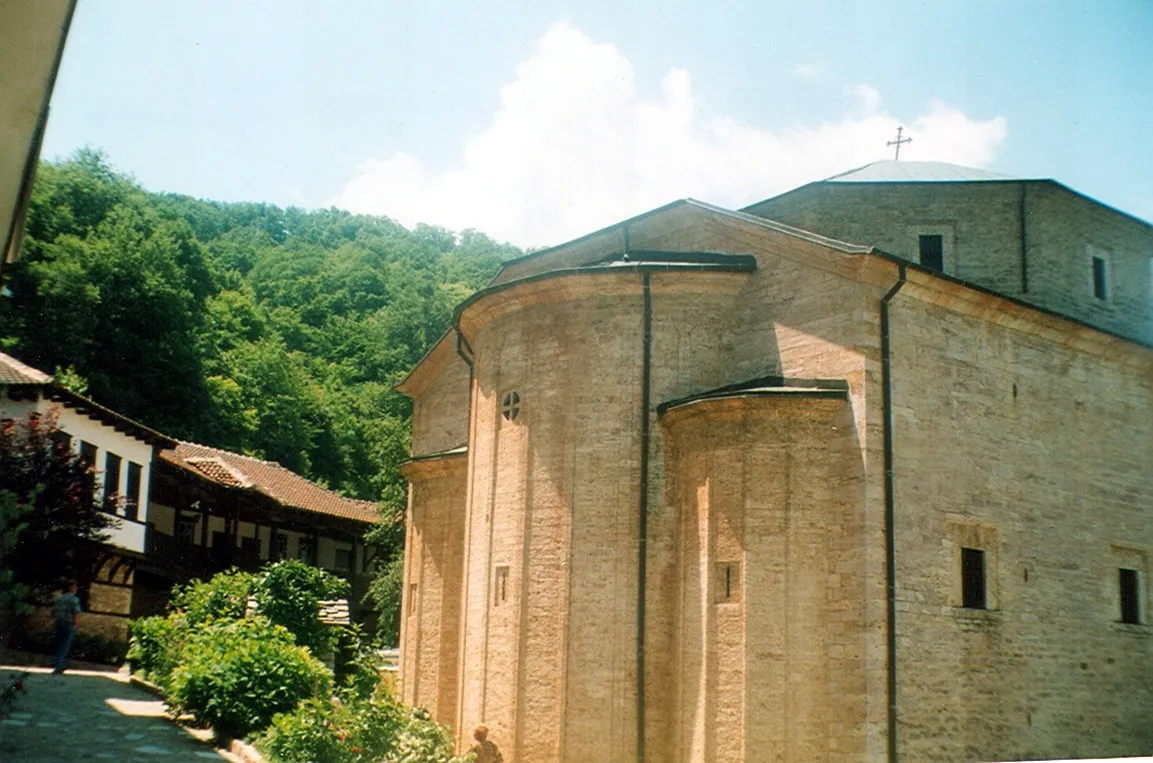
[887,126,912,160]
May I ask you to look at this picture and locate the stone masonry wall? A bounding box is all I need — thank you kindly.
[746,181,1153,346]
[889,288,1153,761]
[1023,182,1153,344]
[661,395,868,762]
[400,455,467,731]
[411,350,471,456]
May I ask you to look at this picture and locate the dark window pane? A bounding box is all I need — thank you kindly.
[175,516,197,545]
[334,548,352,571]
[79,441,97,467]
[1120,568,1141,624]
[125,462,142,521]
[104,452,122,503]
[50,429,72,453]
[919,234,944,272]
[961,547,986,609]
[1092,256,1108,300]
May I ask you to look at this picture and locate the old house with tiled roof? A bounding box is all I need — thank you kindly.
[397,164,1152,762]
[0,351,378,639]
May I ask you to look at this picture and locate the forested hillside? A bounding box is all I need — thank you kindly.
[0,149,518,521]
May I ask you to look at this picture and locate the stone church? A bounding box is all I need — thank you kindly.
[396,161,1153,762]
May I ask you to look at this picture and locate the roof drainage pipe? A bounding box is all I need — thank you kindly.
[881,262,907,763]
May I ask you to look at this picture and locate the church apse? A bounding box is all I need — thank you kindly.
[659,383,868,762]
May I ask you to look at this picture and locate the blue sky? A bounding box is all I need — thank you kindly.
[42,0,1153,246]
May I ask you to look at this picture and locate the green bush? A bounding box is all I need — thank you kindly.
[252,561,349,656]
[167,617,330,740]
[258,687,468,763]
[171,568,254,626]
[127,614,187,688]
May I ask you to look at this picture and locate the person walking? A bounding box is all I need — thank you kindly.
[51,581,82,674]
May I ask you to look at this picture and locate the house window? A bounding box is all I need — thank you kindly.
[493,565,510,606]
[919,234,944,272]
[79,441,97,468]
[125,462,142,521]
[1120,568,1141,624]
[271,533,289,560]
[501,391,521,422]
[104,452,122,503]
[334,548,353,572]
[50,429,72,454]
[716,561,741,604]
[961,547,987,609]
[175,515,198,545]
[1092,255,1109,301]
[297,537,317,565]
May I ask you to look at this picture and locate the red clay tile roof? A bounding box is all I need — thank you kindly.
[161,442,378,524]
[0,351,53,385]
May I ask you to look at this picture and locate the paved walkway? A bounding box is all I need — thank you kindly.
[0,665,239,762]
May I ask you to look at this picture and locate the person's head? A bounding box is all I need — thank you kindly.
[474,725,488,742]
[64,580,77,593]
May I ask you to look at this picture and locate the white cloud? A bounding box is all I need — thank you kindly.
[333,21,1008,248]
[792,63,826,79]
[847,83,883,114]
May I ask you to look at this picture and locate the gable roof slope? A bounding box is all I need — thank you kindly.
[161,441,378,524]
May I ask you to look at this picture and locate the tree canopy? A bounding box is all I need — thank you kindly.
[1,149,518,556]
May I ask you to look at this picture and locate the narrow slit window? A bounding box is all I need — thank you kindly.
[408,583,418,616]
[1092,256,1108,300]
[494,565,510,606]
[1120,568,1141,624]
[961,547,987,609]
[919,234,944,272]
[715,561,741,604]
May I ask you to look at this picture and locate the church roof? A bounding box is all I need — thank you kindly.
[824,160,1012,183]
[658,377,851,415]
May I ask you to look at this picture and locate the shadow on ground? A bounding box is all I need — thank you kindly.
[0,665,236,762]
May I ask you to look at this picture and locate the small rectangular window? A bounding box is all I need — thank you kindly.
[408,583,418,616]
[961,547,986,609]
[715,561,741,604]
[125,462,142,521]
[334,548,352,572]
[271,533,289,560]
[297,537,316,565]
[1120,568,1141,624]
[104,452,122,502]
[1092,256,1108,300]
[919,234,944,272]
[494,565,510,606]
[50,429,72,453]
[175,515,198,545]
[79,440,97,468]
